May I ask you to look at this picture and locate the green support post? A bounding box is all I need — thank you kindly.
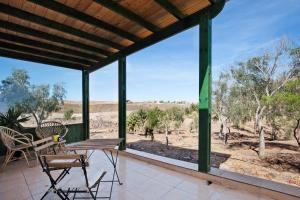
[198,12,212,173]
[82,69,90,140]
[118,57,126,150]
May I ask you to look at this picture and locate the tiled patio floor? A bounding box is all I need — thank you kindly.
[0,150,273,200]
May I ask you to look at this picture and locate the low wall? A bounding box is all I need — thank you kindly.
[0,123,85,156]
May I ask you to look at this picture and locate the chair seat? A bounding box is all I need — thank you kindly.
[56,168,106,189]
[48,159,89,169]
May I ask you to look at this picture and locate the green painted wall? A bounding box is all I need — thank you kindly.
[0,123,85,156]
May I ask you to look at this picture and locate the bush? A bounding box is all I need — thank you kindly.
[64,109,74,120]
[0,107,30,131]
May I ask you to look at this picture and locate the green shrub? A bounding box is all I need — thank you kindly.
[64,109,74,120]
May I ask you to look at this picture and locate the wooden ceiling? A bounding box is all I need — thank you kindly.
[0,0,223,71]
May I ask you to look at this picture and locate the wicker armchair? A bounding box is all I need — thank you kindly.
[0,126,33,168]
[35,121,68,139]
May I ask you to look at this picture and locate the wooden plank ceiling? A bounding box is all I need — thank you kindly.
[0,0,212,71]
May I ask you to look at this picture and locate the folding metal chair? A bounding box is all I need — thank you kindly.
[32,139,109,200]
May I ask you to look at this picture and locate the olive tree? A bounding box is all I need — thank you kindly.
[231,39,298,157]
[264,76,300,145]
[0,69,30,112]
[213,72,230,141]
[0,69,66,126]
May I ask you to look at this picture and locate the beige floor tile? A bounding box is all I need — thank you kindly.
[111,189,142,200]
[28,180,50,196]
[128,178,174,200]
[175,177,221,199]
[259,195,276,200]
[160,188,198,200]
[0,187,32,200]
[219,187,259,200]
[0,176,28,193]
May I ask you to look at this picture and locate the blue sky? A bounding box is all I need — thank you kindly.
[1,0,300,102]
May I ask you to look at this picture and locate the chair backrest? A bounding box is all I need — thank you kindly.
[32,137,56,153]
[35,121,68,139]
[32,136,57,168]
[0,126,19,150]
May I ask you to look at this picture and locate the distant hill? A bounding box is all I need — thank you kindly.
[61,100,189,113]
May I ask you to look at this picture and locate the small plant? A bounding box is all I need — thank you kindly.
[0,107,30,131]
[64,109,74,120]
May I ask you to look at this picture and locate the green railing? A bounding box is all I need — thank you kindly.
[0,123,85,156]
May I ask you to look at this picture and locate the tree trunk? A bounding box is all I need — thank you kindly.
[294,118,300,147]
[270,121,278,141]
[165,127,169,147]
[31,112,39,126]
[254,108,260,134]
[259,126,265,158]
[225,127,230,145]
[219,123,224,138]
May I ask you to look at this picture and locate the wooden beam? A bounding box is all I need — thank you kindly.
[0,3,124,50]
[27,0,140,42]
[0,20,111,57]
[90,0,226,71]
[0,32,104,62]
[0,48,85,70]
[0,40,93,66]
[94,0,160,32]
[155,0,185,20]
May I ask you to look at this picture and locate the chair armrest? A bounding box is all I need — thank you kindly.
[23,133,34,141]
[61,127,69,138]
[15,134,33,143]
[13,137,32,146]
[14,132,33,141]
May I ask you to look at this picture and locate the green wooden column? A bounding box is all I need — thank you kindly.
[82,69,90,140]
[118,57,126,150]
[198,12,212,172]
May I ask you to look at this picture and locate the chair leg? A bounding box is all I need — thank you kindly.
[26,148,32,158]
[2,150,9,168]
[2,150,14,168]
[35,152,39,165]
[20,150,30,167]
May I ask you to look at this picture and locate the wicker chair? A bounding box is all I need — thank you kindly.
[0,126,33,168]
[35,121,68,140]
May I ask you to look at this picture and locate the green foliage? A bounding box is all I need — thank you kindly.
[145,107,162,131]
[64,109,74,120]
[161,107,184,130]
[185,103,198,115]
[263,77,300,139]
[0,69,66,125]
[20,83,66,124]
[213,38,299,154]
[0,69,30,109]
[190,111,199,132]
[226,85,254,128]
[0,107,30,131]
[127,107,184,137]
[126,109,148,133]
[212,72,230,122]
